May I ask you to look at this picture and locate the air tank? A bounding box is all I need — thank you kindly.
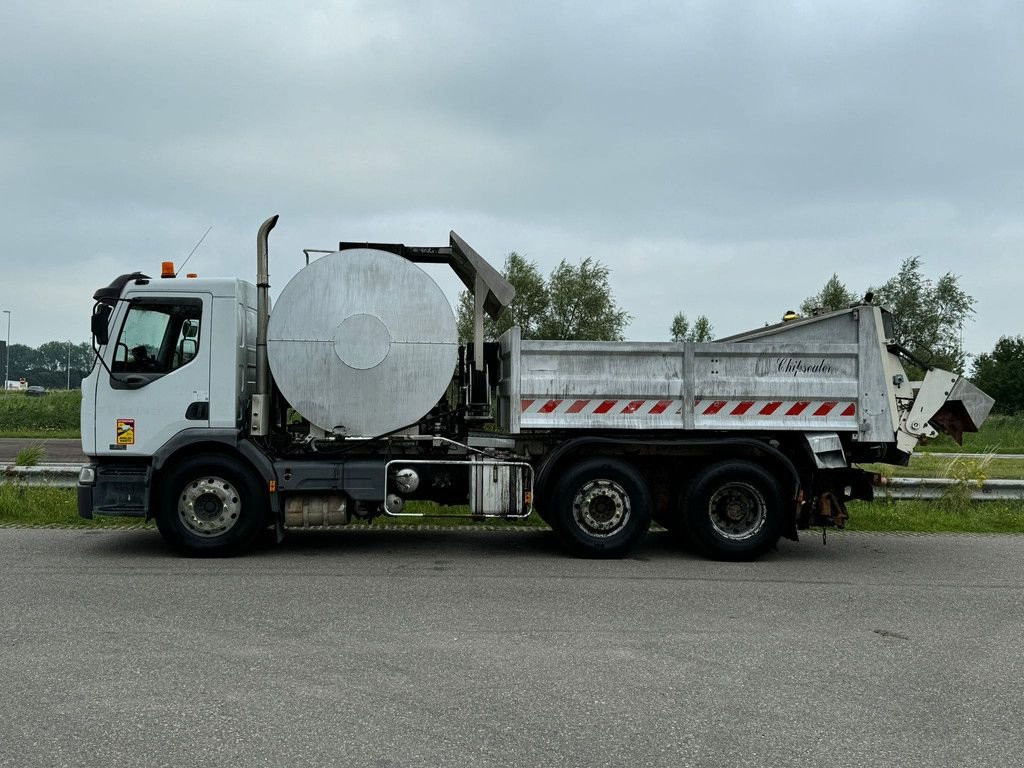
[267,249,457,436]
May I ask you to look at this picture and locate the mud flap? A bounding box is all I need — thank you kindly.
[797,467,874,531]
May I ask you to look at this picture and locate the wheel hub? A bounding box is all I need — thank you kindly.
[178,476,242,537]
[573,479,631,537]
[195,493,223,519]
[708,482,766,541]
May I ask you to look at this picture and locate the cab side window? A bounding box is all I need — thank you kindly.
[112,299,202,375]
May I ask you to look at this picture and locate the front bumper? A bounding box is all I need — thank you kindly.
[77,462,151,519]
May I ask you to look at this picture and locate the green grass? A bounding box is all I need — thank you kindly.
[917,413,1024,455]
[0,490,537,529]
[13,444,47,467]
[847,498,1024,534]
[381,501,544,527]
[0,485,144,528]
[3,486,1023,535]
[0,390,81,438]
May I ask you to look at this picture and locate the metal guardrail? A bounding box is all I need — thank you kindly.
[925,452,1024,460]
[877,478,1024,501]
[2,464,83,488]
[3,464,1024,501]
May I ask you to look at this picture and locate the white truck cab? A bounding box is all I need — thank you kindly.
[82,276,257,458]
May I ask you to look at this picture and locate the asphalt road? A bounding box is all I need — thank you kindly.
[1,527,1021,768]
[0,437,84,464]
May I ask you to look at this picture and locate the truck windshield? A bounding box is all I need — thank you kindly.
[112,299,202,375]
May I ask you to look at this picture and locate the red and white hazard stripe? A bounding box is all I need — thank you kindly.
[521,398,682,416]
[521,398,857,419]
[694,399,856,418]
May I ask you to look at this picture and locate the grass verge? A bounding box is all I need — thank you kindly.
[846,498,1024,534]
[3,486,1023,534]
[0,390,82,438]
[0,485,145,528]
[0,490,541,529]
[917,414,1024,455]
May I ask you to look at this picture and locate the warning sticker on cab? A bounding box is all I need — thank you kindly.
[116,419,135,445]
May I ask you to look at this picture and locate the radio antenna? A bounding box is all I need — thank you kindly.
[175,226,213,277]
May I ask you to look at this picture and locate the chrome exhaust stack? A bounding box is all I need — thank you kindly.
[251,214,279,436]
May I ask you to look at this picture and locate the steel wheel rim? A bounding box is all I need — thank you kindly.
[707,481,766,541]
[573,479,631,538]
[178,475,242,538]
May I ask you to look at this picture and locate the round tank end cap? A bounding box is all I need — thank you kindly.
[334,313,392,370]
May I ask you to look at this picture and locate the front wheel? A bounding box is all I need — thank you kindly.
[682,460,783,561]
[156,454,268,557]
[549,457,652,558]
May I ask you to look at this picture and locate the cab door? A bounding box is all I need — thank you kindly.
[93,292,212,457]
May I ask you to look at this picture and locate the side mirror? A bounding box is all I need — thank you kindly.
[91,305,112,345]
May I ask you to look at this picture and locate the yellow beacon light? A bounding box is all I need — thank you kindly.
[161,261,175,278]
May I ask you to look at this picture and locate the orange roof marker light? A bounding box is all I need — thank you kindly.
[161,261,175,278]
[186,273,198,279]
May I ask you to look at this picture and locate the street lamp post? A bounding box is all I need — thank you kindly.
[2,310,10,389]
[67,340,72,390]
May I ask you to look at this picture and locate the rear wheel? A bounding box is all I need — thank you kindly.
[682,460,783,560]
[156,454,267,556]
[549,457,652,558]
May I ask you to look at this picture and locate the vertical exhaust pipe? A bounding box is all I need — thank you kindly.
[251,214,279,436]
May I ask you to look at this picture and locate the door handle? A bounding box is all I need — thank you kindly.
[185,402,209,420]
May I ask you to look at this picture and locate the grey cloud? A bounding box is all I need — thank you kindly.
[0,0,1020,355]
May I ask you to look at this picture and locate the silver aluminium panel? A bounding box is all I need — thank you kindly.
[498,307,897,442]
[267,249,457,436]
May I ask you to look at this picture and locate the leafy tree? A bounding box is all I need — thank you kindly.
[456,252,548,341]
[3,344,39,383]
[800,274,858,315]
[456,253,631,341]
[971,336,1024,414]
[2,341,94,389]
[670,312,714,342]
[690,315,714,342]
[795,258,974,374]
[540,258,631,341]
[872,256,974,373]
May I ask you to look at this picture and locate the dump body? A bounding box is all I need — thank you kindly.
[499,306,892,441]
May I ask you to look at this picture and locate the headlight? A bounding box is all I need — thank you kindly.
[79,466,96,485]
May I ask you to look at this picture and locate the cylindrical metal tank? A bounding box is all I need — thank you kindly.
[267,249,457,436]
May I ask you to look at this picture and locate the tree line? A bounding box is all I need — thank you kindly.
[456,250,1020,413]
[455,253,715,343]
[4,255,1018,412]
[0,341,94,389]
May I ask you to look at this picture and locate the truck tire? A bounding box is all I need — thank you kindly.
[155,454,267,557]
[549,457,652,558]
[682,460,782,561]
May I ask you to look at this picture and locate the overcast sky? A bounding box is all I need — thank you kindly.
[2,0,1020,359]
